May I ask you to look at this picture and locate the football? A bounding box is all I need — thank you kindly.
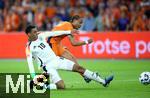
[139,72,150,85]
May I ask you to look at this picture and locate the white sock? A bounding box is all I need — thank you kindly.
[44,83,57,90]
[83,69,105,84]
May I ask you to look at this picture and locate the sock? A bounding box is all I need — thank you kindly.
[83,69,105,84]
[44,83,57,90]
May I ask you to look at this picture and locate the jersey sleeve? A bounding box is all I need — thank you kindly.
[38,30,71,40]
[26,45,36,78]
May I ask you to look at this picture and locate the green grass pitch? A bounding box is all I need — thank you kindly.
[0,59,150,98]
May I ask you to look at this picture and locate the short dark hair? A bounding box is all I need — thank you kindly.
[70,15,81,22]
[25,25,36,34]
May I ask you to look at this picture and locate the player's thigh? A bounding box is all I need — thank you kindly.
[46,65,62,84]
[57,57,75,71]
[61,49,79,65]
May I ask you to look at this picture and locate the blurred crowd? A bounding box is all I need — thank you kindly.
[0,0,149,32]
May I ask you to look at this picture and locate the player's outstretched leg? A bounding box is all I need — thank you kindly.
[72,64,114,87]
[57,57,114,87]
[62,50,91,83]
[103,75,114,87]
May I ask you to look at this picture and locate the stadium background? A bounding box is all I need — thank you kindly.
[0,0,150,98]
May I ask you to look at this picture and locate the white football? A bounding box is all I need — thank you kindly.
[139,72,150,85]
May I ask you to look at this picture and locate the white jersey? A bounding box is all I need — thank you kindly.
[26,31,71,78]
[27,35,57,66]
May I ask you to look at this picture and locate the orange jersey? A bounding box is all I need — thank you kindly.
[48,22,74,56]
[50,22,74,43]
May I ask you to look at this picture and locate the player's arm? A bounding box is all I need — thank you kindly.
[39,30,78,39]
[68,34,93,46]
[26,47,36,78]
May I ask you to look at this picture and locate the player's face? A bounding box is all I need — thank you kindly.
[28,28,38,41]
[73,18,83,29]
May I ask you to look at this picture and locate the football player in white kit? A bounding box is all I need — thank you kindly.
[25,25,114,90]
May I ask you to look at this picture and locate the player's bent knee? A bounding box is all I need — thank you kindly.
[56,84,65,89]
[57,84,65,89]
[56,80,65,89]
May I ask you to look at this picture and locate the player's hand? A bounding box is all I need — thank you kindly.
[71,29,79,35]
[37,76,44,82]
[88,39,93,44]
[33,75,44,84]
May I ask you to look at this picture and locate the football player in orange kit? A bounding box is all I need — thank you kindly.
[47,15,93,83]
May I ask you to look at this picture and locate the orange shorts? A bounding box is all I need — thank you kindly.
[51,43,66,56]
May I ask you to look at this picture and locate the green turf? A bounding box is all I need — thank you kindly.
[0,59,150,98]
